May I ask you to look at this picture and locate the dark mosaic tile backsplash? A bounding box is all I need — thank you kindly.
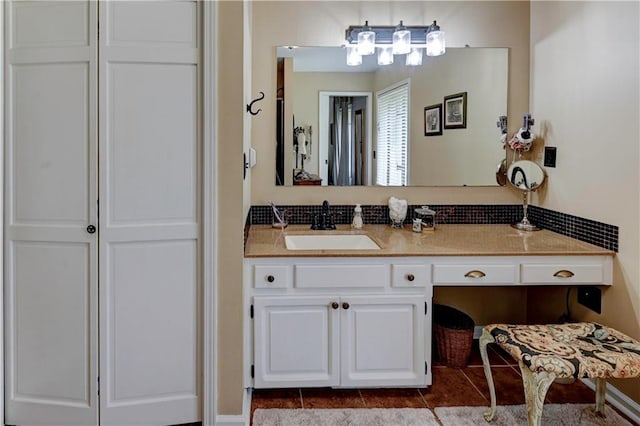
[528,206,618,252]
[249,203,618,252]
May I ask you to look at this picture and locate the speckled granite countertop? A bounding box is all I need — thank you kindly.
[244,224,615,258]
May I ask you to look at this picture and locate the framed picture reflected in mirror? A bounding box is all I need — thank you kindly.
[424,103,443,136]
[444,92,467,129]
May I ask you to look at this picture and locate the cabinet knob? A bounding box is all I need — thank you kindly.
[553,270,575,278]
[342,302,350,310]
[464,270,486,278]
[266,275,275,283]
[331,302,339,310]
[86,225,96,234]
[406,273,415,282]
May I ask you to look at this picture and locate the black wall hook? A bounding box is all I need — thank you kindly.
[247,92,265,116]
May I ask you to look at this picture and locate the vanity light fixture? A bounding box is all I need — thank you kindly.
[345,20,445,66]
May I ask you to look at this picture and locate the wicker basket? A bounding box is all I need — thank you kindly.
[433,304,475,368]
[434,324,474,368]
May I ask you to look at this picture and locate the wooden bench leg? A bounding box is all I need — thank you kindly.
[479,329,497,422]
[519,361,556,426]
[595,378,607,416]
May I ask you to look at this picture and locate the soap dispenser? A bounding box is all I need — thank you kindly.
[352,204,363,229]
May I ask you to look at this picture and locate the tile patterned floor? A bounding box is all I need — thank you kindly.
[250,340,619,423]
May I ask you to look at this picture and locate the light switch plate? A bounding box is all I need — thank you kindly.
[544,146,557,168]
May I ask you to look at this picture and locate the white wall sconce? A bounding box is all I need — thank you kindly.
[345,20,445,67]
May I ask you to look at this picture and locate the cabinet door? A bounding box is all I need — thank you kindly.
[254,296,340,388]
[341,295,426,387]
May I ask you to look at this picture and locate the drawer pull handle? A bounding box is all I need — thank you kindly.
[406,274,415,282]
[342,302,350,310]
[465,270,486,278]
[266,275,275,283]
[331,302,339,310]
[554,270,575,278]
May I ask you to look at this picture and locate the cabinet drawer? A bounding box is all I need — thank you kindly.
[521,264,604,284]
[433,264,516,285]
[294,264,388,288]
[391,264,429,287]
[254,265,290,288]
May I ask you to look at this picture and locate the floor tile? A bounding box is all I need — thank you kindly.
[359,388,428,408]
[420,367,487,408]
[463,366,526,405]
[301,388,365,408]
[251,388,302,410]
[545,379,595,404]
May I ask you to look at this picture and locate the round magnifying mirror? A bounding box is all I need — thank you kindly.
[507,160,545,191]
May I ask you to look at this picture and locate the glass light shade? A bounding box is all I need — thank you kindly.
[377,46,394,65]
[426,30,446,56]
[357,30,376,55]
[405,47,423,66]
[346,46,362,66]
[392,29,411,54]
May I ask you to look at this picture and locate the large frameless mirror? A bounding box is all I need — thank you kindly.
[275,46,509,187]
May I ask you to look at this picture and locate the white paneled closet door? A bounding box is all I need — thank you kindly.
[4,1,202,425]
[4,1,99,425]
[98,1,201,425]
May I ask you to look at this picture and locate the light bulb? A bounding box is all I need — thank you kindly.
[392,22,411,55]
[357,23,376,56]
[426,21,445,57]
[346,46,362,66]
[406,47,423,66]
[377,46,394,65]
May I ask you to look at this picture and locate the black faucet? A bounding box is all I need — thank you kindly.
[311,200,336,230]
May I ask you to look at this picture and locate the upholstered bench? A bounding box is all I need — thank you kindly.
[479,322,640,426]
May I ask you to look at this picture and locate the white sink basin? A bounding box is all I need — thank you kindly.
[284,234,380,250]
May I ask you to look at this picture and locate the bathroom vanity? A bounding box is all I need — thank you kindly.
[243,224,614,389]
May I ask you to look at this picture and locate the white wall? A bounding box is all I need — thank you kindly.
[529,0,639,403]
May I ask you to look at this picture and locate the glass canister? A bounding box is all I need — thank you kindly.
[415,206,436,231]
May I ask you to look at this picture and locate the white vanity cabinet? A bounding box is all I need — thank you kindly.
[244,251,613,390]
[245,258,432,389]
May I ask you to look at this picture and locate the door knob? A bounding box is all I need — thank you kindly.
[86,225,96,234]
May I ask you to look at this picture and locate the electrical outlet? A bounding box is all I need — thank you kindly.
[577,286,601,314]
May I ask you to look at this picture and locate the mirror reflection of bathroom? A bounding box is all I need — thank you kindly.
[507,160,545,191]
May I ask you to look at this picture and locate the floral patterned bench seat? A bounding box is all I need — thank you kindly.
[479,322,640,426]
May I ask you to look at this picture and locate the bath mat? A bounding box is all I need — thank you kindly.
[252,407,439,426]
[435,403,632,426]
